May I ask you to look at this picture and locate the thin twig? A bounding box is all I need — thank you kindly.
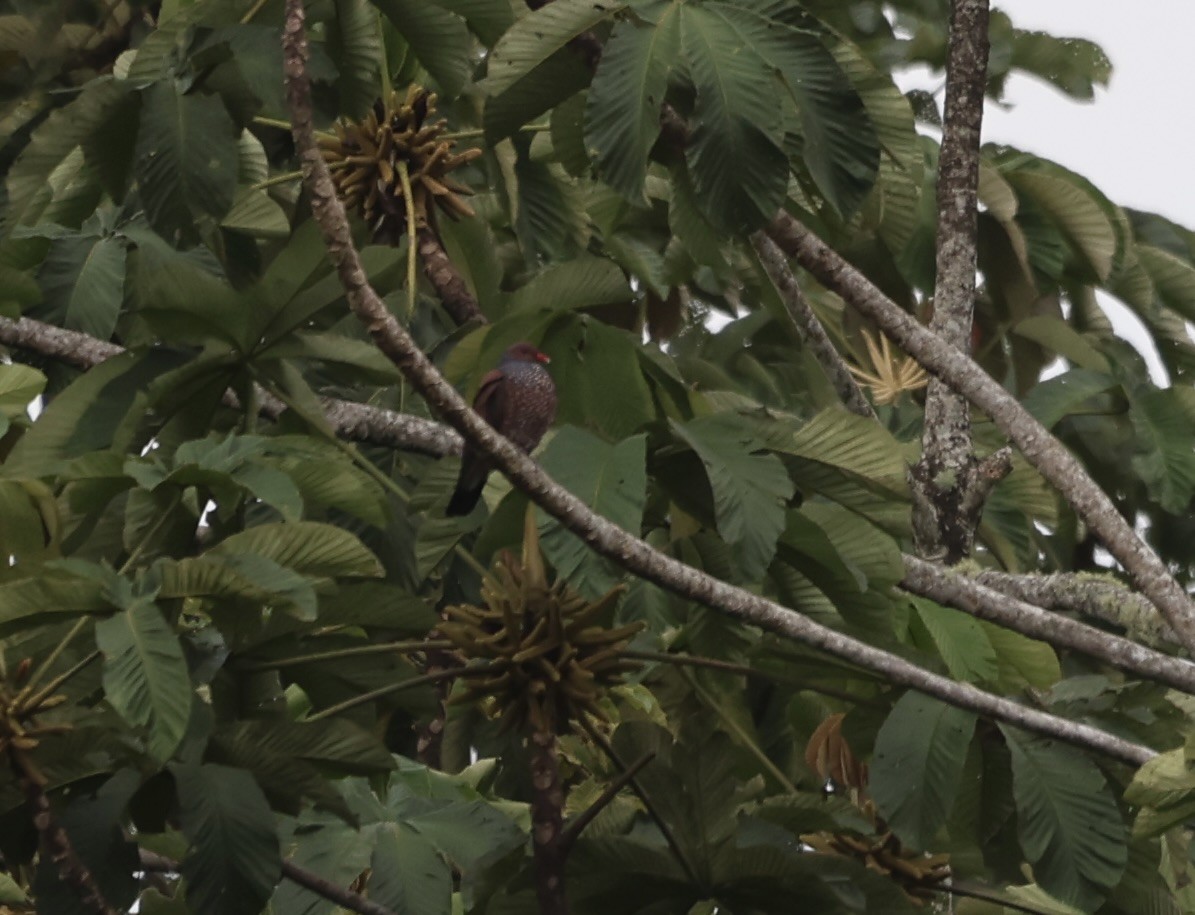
[751,232,876,419]
[397,161,418,319]
[236,640,452,672]
[578,716,702,887]
[303,668,475,726]
[560,751,655,850]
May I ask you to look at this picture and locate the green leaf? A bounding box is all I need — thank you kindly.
[0,364,46,416]
[1137,243,1195,322]
[4,78,131,237]
[481,0,622,96]
[983,622,1062,691]
[910,596,998,684]
[673,413,794,583]
[1128,387,1195,514]
[540,317,655,440]
[709,1,879,218]
[220,188,290,238]
[483,48,592,142]
[506,255,633,313]
[679,4,789,232]
[95,597,192,761]
[427,0,514,46]
[1021,369,1117,429]
[585,12,680,202]
[1010,30,1111,101]
[210,719,393,818]
[174,762,282,915]
[373,0,471,97]
[134,81,240,245]
[368,824,452,915]
[1005,165,1118,281]
[539,428,647,597]
[38,232,127,339]
[1001,726,1128,910]
[210,521,384,578]
[330,0,383,117]
[871,693,976,851]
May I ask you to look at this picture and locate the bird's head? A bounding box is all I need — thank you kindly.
[504,341,551,364]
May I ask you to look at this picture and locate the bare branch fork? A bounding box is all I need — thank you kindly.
[280,0,1155,767]
[766,213,1195,657]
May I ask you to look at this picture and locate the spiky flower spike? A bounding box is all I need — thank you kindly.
[319,84,482,244]
[441,508,643,735]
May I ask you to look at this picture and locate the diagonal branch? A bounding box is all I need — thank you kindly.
[751,231,876,419]
[965,568,1176,648]
[766,213,1195,658]
[900,555,1195,693]
[280,0,1155,768]
[139,849,399,915]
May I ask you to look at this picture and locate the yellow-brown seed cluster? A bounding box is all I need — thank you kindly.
[319,85,482,244]
[441,514,643,735]
[0,657,70,764]
[802,714,951,907]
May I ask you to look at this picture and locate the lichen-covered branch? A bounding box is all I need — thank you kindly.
[910,0,1000,563]
[901,556,1195,692]
[280,0,1156,767]
[766,214,1195,659]
[751,232,876,419]
[965,568,1177,648]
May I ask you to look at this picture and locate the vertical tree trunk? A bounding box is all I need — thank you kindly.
[528,728,569,915]
[909,0,1009,562]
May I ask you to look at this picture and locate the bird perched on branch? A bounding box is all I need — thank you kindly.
[447,342,557,516]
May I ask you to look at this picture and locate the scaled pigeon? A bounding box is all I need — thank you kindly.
[447,341,557,516]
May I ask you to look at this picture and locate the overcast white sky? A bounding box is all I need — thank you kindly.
[983,1,1195,228]
[902,1,1195,383]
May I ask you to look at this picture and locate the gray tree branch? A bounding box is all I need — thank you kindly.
[900,555,1195,692]
[966,567,1176,648]
[0,315,462,458]
[910,0,1002,563]
[280,0,1156,767]
[751,231,876,419]
[766,214,1195,658]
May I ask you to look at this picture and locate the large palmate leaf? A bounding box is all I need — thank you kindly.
[708,0,879,219]
[538,427,647,597]
[173,763,282,915]
[36,230,127,339]
[480,0,623,96]
[95,597,192,761]
[679,4,789,232]
[1128,386,1195,513]
[329,0,383,117]
[3,78,131,237]
[585,11,681,202]
[1001,726,1128,910]
[871,693,976,851]
[673,413,794,583]
[134,81,240,245]
[372,0,471,97]
[209,521,384,578]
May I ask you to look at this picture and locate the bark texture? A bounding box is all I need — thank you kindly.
[909,0,1003,563]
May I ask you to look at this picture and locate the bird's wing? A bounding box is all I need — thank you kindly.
[472,368,508,431]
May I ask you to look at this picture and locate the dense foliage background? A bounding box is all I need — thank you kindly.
[2,0,1195,913]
